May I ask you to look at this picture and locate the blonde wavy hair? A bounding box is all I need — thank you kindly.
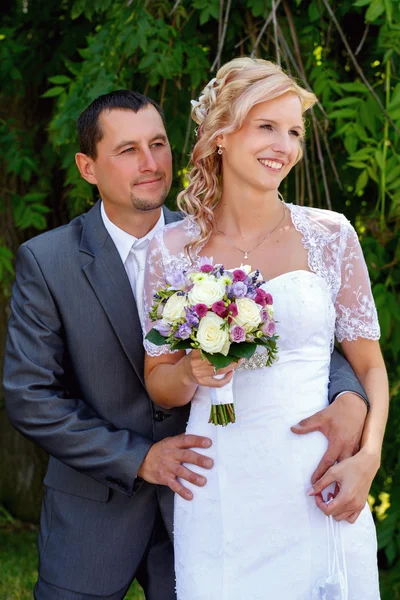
[177,57,317,260]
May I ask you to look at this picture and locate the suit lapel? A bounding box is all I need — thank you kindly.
[79,201,145,386]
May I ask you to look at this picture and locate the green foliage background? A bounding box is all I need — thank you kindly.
[1,0,399,597]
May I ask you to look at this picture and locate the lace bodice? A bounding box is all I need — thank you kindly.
[142,204,380,356]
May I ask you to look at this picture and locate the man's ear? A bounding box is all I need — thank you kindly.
[75,153,98,185]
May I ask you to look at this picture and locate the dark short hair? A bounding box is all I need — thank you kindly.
[77,90,165,158]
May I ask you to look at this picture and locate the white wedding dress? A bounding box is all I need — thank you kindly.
[143,204,381,600]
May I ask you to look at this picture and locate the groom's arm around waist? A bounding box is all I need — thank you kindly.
[328,347,369,409]
[3,244,153,497]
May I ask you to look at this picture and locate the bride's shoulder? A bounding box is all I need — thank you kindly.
[288,203,352,235]
[155,214,200,253]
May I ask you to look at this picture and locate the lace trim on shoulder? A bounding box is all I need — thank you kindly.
[287,204,344,299]
[287,204,380,342]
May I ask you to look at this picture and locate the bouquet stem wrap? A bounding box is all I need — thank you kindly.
[208,374,235,426]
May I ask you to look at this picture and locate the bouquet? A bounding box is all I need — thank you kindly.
[146,259,278,426]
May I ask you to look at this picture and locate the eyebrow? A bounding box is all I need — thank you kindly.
[112,133,168,153]
[254,118,304,132]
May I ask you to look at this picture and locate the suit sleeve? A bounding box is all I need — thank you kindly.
[327,347,368,407]
[3,244,153,496]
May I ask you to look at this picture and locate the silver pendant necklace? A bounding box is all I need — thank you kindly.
[215,202,286,260]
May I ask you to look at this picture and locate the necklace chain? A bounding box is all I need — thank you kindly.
[215,202,286,260]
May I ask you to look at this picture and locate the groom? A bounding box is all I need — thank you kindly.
[3,90,369,599]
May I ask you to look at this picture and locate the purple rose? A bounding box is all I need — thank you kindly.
[229,302,238,317]
[175,322,192,339]
[260,308,269,321]
[194,303,208,318]
[200,264,214,273]
[232,281,247,298]
[154,320,172,337]
[212,300,228,318]
[230,325,246,343]
[261,320,276,337]
[233,269,246,282]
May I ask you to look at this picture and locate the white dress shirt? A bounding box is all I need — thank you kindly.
[100,202,165,321]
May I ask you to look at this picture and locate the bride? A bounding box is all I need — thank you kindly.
[142,58,387,599]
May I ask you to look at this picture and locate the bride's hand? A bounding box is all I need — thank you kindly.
[182,350,241,387]
[307,449,380,523]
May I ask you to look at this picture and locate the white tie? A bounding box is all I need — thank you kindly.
[126,238,149,324]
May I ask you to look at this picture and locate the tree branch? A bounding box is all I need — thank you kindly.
[250,0,282,58]
[321,0,400,136]
[272,0,281,66]
[211,0,232,72]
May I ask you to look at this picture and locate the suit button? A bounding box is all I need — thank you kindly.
[154,411,166,422]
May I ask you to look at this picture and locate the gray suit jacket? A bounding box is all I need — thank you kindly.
[3,200,366,595]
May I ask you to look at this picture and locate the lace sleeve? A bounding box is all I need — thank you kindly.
[141,229,173,356]
[335,220,380,342]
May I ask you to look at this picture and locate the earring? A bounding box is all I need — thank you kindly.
[217,145,223,155]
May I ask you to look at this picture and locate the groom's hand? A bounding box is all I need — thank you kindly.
[137,434,213,500]
[290,392,368,485]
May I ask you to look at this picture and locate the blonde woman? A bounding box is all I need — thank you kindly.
[142,58,387,599]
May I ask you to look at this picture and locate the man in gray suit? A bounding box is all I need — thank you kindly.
[3,90,369,599]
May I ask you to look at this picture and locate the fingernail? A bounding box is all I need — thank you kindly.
[197,476,206,486]
[185,491,193,500]
[204,459,213,468]
[306,486,314,496]
[202,439,211,448]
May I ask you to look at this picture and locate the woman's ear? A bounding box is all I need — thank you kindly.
[215,134,225,148]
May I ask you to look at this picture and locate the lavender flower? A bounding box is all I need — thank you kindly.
[185,306,200,327]
[165,272,188,290]
[175,323,192,339]
[199,255,214,267]
[232,281,247,298]
[154,320,172,337]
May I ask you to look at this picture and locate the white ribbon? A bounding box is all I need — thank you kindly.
[208,373,234,406]
[312,513,348,600]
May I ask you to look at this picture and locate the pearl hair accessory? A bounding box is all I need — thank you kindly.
[190,77,221,125]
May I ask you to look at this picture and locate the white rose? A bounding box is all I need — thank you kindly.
[196,312,230,355]
[163,293,187,322]
[188,278,225,308]
[238,264,252,275]
[232,298,262,332]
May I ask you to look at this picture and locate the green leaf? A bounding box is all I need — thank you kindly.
[202,352,236,370]
[308,1,320,21]
[340,82,368,93]
[353,0,371,6]
[172,340,192,351]
[145,328,168,346]
[355,170,369,193]
[41,86,65,98]
[348,162,368,169]
[48,75,72,85]
[348,148,375,161]
[333,97,362,107]
[328,108,356,119]
[375,149,385,170]
[228,343,257,359]
[365,0,385,22]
